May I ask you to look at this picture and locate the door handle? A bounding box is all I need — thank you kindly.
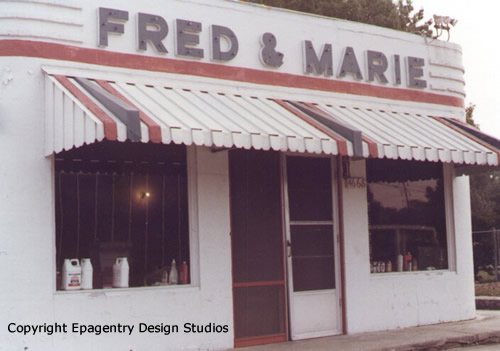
[287,240,292,258]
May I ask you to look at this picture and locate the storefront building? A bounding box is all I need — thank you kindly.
[1,0,499,350]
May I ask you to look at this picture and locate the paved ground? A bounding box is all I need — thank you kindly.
[234,311,500,351]
[450,345,500,350]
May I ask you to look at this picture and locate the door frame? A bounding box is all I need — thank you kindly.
[281,153,344,339]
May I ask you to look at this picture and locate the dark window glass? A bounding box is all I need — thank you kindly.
[287,156,335,292]
[55,141,190,289]
[291,225,335,291]
[366,159,448,273]
[287,157,332,221]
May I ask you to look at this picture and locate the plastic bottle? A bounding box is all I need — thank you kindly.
[62,258,81,291]
[169,259,178,284]
[397,254,403,272]
[404,252,413,271]
[386,260,392,272]
[179,261,189,284]
[112,257,129,288]
[161,269,169,284]
[80,258,93,290]
[412,258,418,271]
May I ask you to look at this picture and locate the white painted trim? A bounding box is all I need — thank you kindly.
[187,145,200,286]
[331,155,343,333]
[50,154,58,293]
[0,0,82,10]
[444,163,457,273]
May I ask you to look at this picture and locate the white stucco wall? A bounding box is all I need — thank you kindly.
[342,159,475,334]
[0,58,234,351]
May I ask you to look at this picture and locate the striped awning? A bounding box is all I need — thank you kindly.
[45,74,348,156]
[44,73,500,166]
[290,102,500,166]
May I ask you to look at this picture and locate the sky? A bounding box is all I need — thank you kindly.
[411,0,500,138]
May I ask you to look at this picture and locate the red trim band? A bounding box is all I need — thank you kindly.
[53,75,118,141]
[3,39,464,108]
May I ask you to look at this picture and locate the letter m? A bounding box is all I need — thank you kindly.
[304,41,333,76]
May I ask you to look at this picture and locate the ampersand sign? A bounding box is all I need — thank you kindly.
[260,32,284,68]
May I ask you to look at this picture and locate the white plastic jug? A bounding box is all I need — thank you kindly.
[169,259,178,284]
[80,258,93,290]
[62,258,81,291]
[112,257,129,288]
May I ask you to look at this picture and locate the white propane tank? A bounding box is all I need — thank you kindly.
[112,257,129,288]
[62,258,81,290]
[80,258,93,290]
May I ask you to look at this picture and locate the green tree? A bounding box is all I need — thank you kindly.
[470,171,500,230]
[247,0,433,36]
[466,103,500,231]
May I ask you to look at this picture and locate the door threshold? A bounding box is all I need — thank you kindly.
[291,329,342,341]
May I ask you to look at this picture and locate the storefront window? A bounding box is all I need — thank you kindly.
[366,159,448,273]
[55,141,190,290]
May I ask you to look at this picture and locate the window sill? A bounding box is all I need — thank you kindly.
[55,284,200,296]
[369,270,456,279]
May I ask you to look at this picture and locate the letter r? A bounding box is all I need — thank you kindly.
[137,13,168,53]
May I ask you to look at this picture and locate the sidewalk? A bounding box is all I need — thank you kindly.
[235,311,500,351]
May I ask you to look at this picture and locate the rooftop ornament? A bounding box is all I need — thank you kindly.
[433,15,458,41]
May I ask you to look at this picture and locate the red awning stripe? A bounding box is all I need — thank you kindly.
[95,80,162,143]
[53,75,118,141]
[272,99,348,156]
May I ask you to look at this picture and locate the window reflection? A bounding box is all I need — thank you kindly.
[366,159,448,273]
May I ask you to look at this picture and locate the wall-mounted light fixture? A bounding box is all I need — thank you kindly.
[141,192,151,199]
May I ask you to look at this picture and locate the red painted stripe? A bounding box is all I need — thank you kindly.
[3,39,464,108]
[273,99,348,155]
[53,75,118,141]
[95,80,162,143]
[233,280,284,288]
[303,102,379,158]
[431,116,500,160]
